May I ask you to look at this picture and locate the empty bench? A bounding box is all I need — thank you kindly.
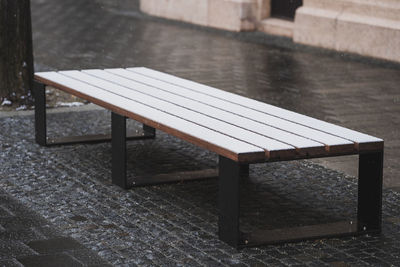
[33,67,384,248]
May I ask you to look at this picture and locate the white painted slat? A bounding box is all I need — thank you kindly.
[93,68,323,150]
[126,68,353,147]
[131,67,382,145]
[60,70,294,153]
[35,71,265,157]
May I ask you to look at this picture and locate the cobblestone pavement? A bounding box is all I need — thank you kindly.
[1,111,400,266]
[0,186,111,267]
[1,0,400,265]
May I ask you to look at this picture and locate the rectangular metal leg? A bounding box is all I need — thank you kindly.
[217,151,384,249]
[218,156,246,248]
[143,124,155,137]
[34,81,47,146]
[33,80,155,147]
[131,168,218,187]
[46,132,154,146]
[240,163,249,177]
[112,112,128,189]
[357,150,383,233]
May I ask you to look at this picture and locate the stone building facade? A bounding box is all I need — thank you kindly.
[140,0,400,63]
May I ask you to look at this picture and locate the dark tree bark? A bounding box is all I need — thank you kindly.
[0,0,34,105]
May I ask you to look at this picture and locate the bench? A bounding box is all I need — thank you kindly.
[33,67,384,248]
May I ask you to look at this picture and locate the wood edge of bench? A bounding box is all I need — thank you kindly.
[357,141,384,153]
[268,148,317,161]
[268,144,355,162]
[296,146,327,158]
[237,151,266,163]
[327,143,356,154]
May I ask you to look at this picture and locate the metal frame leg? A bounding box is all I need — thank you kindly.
[143,124,155,137]
[218,151,384,248]
[357,150,383,233]
[218,156,248,248]
[32,80,155,146]
[240,164,249,178]
[33,81,213,189]
[112,114,216,189]
[34,80,47,146]
[112,112,128,189]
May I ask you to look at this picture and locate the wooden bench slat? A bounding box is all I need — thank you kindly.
[125,68,355,153]
[34,71,266,162]
[59,70,297,158]
[131,67,382,151]
[85,68,327,156]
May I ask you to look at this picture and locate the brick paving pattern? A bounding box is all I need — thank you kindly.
[1,0,400,265]
[1,111,400,266]
[0,187,111,266]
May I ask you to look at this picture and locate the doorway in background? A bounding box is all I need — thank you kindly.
[271,0,303,20]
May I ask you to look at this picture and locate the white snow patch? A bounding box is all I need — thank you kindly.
[1,99,12,106]
[56,101,84,107]
[16,105,27,111]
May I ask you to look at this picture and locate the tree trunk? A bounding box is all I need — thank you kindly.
[0,0,34,105]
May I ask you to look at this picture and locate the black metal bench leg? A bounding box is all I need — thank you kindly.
[218,156,248,248]
[34,81,47,146]
[33,80,155,146]
[112,112,128,189]
[240,164,249,178]
[357,150,383,233]
[217,151,384,248]
[143,124,156,137]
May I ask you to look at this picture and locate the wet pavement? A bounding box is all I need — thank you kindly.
[0,188,111,267]
[1,110,400,266]
[1,0,400,265]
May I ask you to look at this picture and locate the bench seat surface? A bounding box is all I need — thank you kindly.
[34,67,383,163]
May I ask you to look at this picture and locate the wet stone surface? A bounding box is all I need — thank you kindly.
[1,111,400,266]
[0,187,111,266]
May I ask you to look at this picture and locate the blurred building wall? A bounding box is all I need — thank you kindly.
[140,0,400,63]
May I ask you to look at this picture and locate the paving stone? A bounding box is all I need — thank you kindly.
[0,215,47,232]
[27,237,86,254]
[70,215,88,222]
[0,205,15,218]
[0,188,109,266]
[0,228,46,243]
[0,241,37,259]
[65,249,112,266]
[17,253,83,267]
[0,259,23,267]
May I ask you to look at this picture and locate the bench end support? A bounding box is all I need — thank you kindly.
[218,156,249,248]
[34,80,47,146]
[112,112,128,189]
[357,150,383,233]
